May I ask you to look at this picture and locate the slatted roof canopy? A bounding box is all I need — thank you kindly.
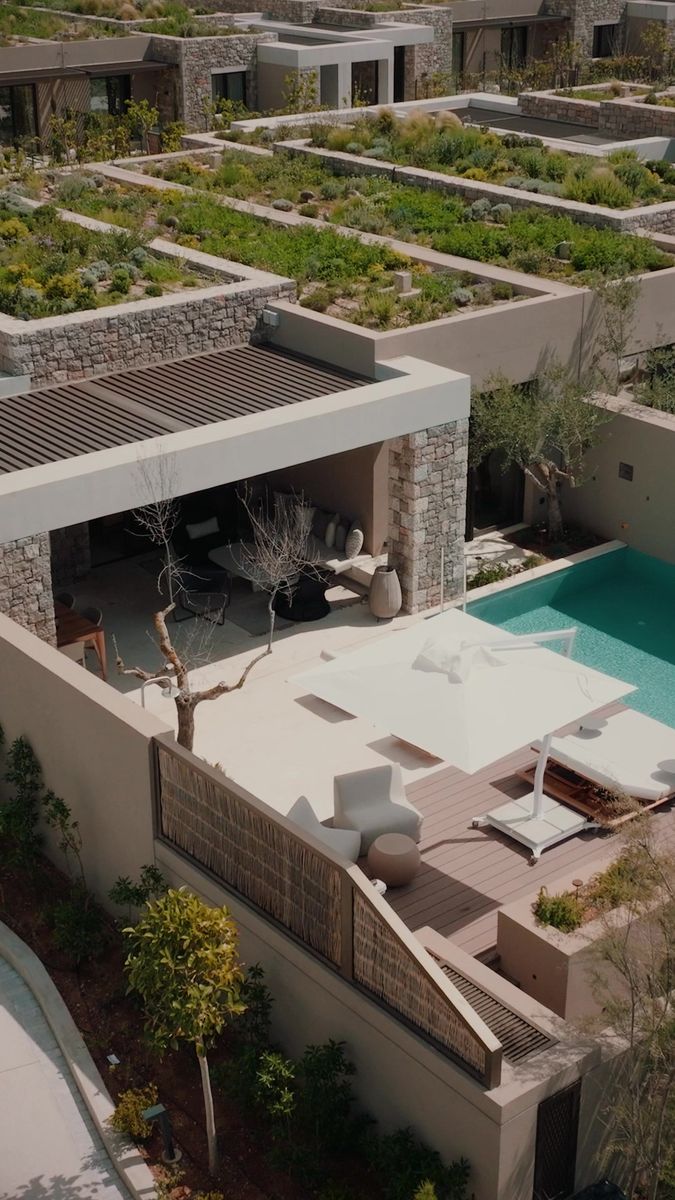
[0,343,370,475]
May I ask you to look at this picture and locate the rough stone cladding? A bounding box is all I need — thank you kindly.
[149,33,277,130]
[50,525,91,589]
[0,535,56,644]
[0,281,295,388]
[540,0,626,55]
[521,88,675,138]
[389,420,468,614]
[519,91,601,128]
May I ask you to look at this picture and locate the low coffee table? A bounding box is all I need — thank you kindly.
[367,833,421,888]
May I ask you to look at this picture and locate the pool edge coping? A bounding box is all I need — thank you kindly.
[459,539,627,607]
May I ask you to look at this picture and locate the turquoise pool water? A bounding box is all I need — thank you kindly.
[467,547,675,728]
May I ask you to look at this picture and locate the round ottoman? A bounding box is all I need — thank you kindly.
[367,833,420,887]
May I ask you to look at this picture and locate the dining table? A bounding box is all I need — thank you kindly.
[55,601,107,681]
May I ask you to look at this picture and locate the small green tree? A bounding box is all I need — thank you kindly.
[124,98,159,155]
[124,888,246,1175]
[282,70,319,114]
[470,364,607,540]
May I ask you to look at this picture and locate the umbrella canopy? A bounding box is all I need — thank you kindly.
[293,608,635,775]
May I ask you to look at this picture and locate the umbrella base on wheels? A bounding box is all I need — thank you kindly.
[473,792,597,862]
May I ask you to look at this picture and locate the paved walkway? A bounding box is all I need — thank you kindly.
[0,957,133,1200]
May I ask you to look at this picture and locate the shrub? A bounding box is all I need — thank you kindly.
[467,561,512,589]
[370,1127,470,1200]
[109,267,132,294]
[298,202,319,218]
[533,887,584,932]
[587,846,660,911]
[0,217,29,241]
[51,884,107,965]
[110,1084,159,1140]
[144,282,162,297]
[300,287,333,311]
[0,733,43,867]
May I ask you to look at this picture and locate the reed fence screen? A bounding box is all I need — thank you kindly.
[156,738,501,1088]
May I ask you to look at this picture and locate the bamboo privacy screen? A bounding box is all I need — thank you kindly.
[156,739,501,1087]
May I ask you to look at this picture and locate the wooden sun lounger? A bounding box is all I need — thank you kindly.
[517,759,675,828]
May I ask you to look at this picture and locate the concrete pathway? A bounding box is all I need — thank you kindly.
[0,957,133,1200]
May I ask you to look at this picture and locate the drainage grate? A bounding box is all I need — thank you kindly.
[431,956,556,1065]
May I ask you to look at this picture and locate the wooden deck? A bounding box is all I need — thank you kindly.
[389,730,675,959]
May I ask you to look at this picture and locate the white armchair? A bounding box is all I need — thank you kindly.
[287,795,361,863]
[333,764,422,853]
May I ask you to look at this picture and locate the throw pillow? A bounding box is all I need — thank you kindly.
[324,512,341,549]
[311,507,331,542]
[335,521,349,552]
[344,519,364,559]
[185,516,219,540]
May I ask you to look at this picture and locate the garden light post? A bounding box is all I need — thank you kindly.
[141,1103,182,1164]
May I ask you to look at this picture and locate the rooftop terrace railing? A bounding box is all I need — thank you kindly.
[154,733,503,1088]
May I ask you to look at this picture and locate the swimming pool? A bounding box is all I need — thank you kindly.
[467,547,675,728]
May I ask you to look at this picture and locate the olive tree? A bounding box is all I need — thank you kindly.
[470,364,607,541]
[124,887,246,1176]
[589,827,675,1200]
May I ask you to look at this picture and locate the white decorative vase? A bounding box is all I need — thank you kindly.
[369,565,402,620]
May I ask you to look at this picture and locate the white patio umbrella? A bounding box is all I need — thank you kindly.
[294,608,636,859]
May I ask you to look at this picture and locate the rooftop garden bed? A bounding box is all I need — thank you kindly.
[0,197,209,319]
[309,111,675,209]
[1,2,124,40]
[643,91,675,108]
[15,169,532,328]
[533,841,662,933]
[131,149,672,281]
[554,82,651,101]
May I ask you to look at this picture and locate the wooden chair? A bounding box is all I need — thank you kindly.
[56,591,75,608]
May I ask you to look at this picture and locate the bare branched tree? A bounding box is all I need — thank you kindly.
[589,822,675,1200]
[114,460,268,752]
[239,489,321,652]
[591,274,640,396]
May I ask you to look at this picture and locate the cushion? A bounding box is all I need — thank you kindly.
[311,507,331,542]
[345,519,364,559]
[324,512,341,549]
[185,516,219,541]
[335,521,349,553]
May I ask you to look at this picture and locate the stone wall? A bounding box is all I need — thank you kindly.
[518,90,601,128]
[0,279,295,387]
[389,419,469,613]
[149,33,276,130]
[0,535,56,644]
[600,95,675,139]
[540,0,626,56]
[50,525,91,590]
[520,87,675,139]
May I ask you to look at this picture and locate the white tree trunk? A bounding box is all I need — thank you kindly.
[546,479,564,541]
[197,1050,219,1176]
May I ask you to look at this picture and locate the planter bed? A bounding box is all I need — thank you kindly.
[308,111,675,209]
[0,2,124,40]
[125,148,673,284]
[0,196,211,319]
[26,168,531,329]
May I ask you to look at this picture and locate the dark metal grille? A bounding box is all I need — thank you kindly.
[432,955,556,1064]
[533,1082,581,1200]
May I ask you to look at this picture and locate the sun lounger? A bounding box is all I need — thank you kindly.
[525,710,675,819]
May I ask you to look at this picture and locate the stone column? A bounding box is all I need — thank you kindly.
[50,524,91,590]
[0,534,56,644]
[388,419,469,614]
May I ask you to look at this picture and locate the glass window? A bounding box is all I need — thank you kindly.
[452,32,465,81]
[351,60,378,107]
[90,74,131,117]
[501,25,528,70]
[212,71,247,106]
[0,85,37,145]
[592,23,618,57]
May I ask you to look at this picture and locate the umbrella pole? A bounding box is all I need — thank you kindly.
[533,732,553,819]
